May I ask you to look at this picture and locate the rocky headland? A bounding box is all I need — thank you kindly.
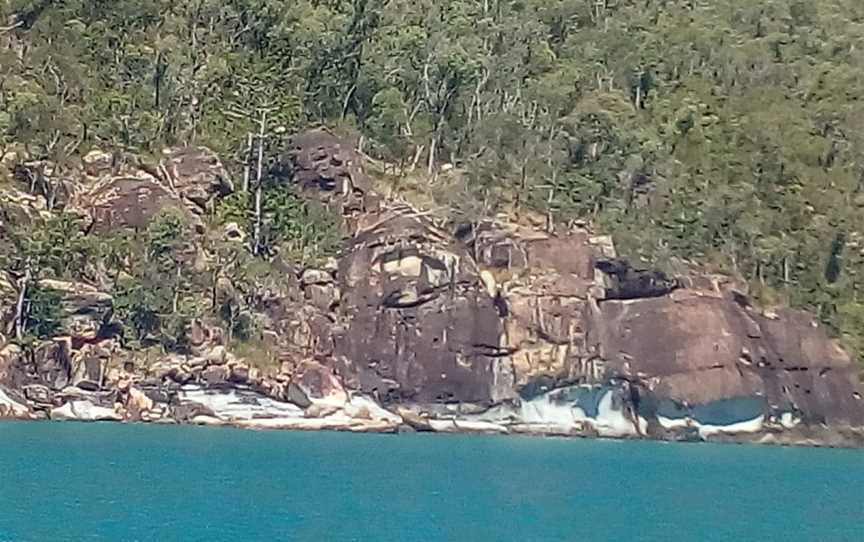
[2,130,863,447]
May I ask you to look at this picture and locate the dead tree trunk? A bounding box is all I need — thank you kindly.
[14,268,31,342]
[252,110,268,256]
[242,132,253,193]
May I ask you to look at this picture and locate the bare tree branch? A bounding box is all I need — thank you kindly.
[0,21,23,34]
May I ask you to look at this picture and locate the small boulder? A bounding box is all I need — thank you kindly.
[285,382,312,409]
[203,345,228,365]
[396,407,434,432]
[200,365,228,385]
[81,149,114,178]
[304,403,341,418]
[228,363,251,384]
[125,387,154,420]
[171,402,216,423]
[160,146,234,214]
[223,222,246,243]
[23,384,54,405]
[301,269,333,286]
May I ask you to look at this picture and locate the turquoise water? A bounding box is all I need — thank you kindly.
[0,422,862,542]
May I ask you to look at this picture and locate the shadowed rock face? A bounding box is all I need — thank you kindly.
[595,258,679,300]
[37,279,113,342]
[281,129,374,225]
[590,291,864,429]
[331,208,512,405]
[0,340,73,391]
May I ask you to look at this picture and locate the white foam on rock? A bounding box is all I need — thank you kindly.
[658,415,690,430]
[233,417,397,432]
[780,412,801,429]
[177,386,403,427]
[518,394,587,428]
[469,387,639,437]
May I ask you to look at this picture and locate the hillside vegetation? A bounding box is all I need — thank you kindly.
[2,0,864,359]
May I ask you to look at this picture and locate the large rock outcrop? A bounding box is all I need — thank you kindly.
[1,131,862,446]
[83,146,232,233]
[591,291,864,436]
[283,129,373,223]
[10,146,234,234]
[331,204,513,406]
[263,129,864,444]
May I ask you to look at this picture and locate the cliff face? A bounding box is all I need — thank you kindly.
[2,130,863,446]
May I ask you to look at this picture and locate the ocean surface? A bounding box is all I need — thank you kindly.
[0,422,862,542]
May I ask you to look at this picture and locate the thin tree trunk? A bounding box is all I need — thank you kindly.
[408,144,425,173]
[253,111,267,256]
[242,132,253,193]
[427,134,437,176]
[14,268,30,342]
[172,267,181,313]
[427,123,441,178]
[211,268,219,311]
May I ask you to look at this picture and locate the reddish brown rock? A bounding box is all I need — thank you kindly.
[85,175,194,233]
[159,146,233,214]
[82,146,232,234]
[278,128,374,228]
[328,206,513,406]
[590,291,864,427]
[5,132,860,444]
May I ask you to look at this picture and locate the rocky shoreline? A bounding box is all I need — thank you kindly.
[3,129,864,448]
[3,387,864,449]
[3,363,863,448]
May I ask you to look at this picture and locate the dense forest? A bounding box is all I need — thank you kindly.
[2,0,864,362]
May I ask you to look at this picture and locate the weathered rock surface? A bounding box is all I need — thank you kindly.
[263,130,864,445]
[282,128,373,223]
[9,146,231,235]
[38,145,233,234]
[0,387,31,419]
[85,175,195,232]
[328,204,514,406]
[1,131,863,446]
[51,400,121,422]
[159,146,234,214]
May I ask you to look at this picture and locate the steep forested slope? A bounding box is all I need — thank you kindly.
[2,0,864,359]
